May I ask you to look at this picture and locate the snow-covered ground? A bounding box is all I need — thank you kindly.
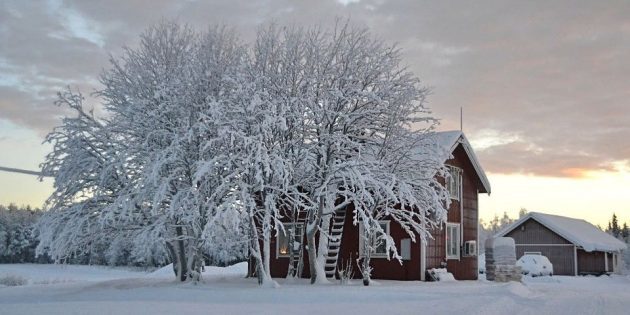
[1,263,629,315]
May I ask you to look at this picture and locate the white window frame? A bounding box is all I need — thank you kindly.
[446,223,461,260]
[358,220,391,258]
[276,223,303,258]
[446,165,462,201]
[524,251,542,256]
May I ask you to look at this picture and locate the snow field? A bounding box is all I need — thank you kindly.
[2,263,630,314]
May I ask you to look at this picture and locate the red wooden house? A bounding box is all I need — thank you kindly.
[265,130,491,281]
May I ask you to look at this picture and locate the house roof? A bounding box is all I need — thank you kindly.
[496,212,627,252]
[433,131,491,194]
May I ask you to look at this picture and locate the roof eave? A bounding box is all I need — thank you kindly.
[455,134,491,194]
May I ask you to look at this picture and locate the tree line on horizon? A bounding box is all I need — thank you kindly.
[604,213,629,243]
[3,207,628,270]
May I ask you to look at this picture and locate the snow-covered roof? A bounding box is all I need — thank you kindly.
[497,212,627,252]
[433,131,491,194]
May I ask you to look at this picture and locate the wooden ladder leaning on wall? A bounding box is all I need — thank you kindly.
[324,207,348,279]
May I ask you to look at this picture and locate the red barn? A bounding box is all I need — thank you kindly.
[497,212,626,276]
[264,130,491,281]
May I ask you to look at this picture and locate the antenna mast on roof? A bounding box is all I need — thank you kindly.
[460,107,463,132]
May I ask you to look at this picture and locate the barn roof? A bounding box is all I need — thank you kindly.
[433,131,491,194]
[497,212,627,252]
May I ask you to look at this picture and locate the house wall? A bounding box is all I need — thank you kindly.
[268,227,307,278]
[577,250,607,274]
[267,205,424,281]
[506,219,572,245]
[449,145,479,280]
[336,205,423,281]
[505,218,576,275]
[426,227,445,270]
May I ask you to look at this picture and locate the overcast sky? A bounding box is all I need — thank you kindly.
[1,0,629,225]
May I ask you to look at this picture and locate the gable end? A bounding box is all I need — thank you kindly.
[505,218,572,245]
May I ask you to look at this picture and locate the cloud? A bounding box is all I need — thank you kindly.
[1,0,629,177]
[337,0,361,6]
[46,0,106,47]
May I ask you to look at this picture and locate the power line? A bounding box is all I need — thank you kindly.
[0,166,49,177]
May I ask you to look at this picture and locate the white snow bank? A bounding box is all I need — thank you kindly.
[505,282,534,298]
[428,268,456,282]
[2,264,630,315]
[478,253,486,273]
[147,262,248,279]
[0,264,145,285]
[0,262,249,286]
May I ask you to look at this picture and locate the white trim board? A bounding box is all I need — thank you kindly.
[434,131,491,194]
[515,244,574,247]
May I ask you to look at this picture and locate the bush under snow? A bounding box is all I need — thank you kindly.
[0,274,27,287]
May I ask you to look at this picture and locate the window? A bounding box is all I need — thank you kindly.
[524,252,542,256]
[446,223,460,260]
[276,223,303,258]
[359,221,391,258]
[446,165,462,200]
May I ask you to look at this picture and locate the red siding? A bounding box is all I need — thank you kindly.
[337,206,423,281]
[426,227,445,270]
[442,145,478,280]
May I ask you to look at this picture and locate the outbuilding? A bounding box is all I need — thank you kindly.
[496,212,626,275]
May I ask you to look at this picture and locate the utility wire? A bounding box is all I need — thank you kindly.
[0,166,49,177]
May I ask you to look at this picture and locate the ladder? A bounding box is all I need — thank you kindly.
[324,207,347,279]
[287,224,305,278]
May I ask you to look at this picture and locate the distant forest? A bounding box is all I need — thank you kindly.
[0,204,165,266]
[2,203,628,269]
[1,203,247,267]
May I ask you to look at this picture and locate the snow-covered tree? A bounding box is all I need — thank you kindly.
[36,87,130,265]
[194,25,312,285]
[606,213,621,238]
[233,23,450,284]
[38,21,449,286]
[0,204,43,263]
[97,23,252,280]
[37,23,248,280]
